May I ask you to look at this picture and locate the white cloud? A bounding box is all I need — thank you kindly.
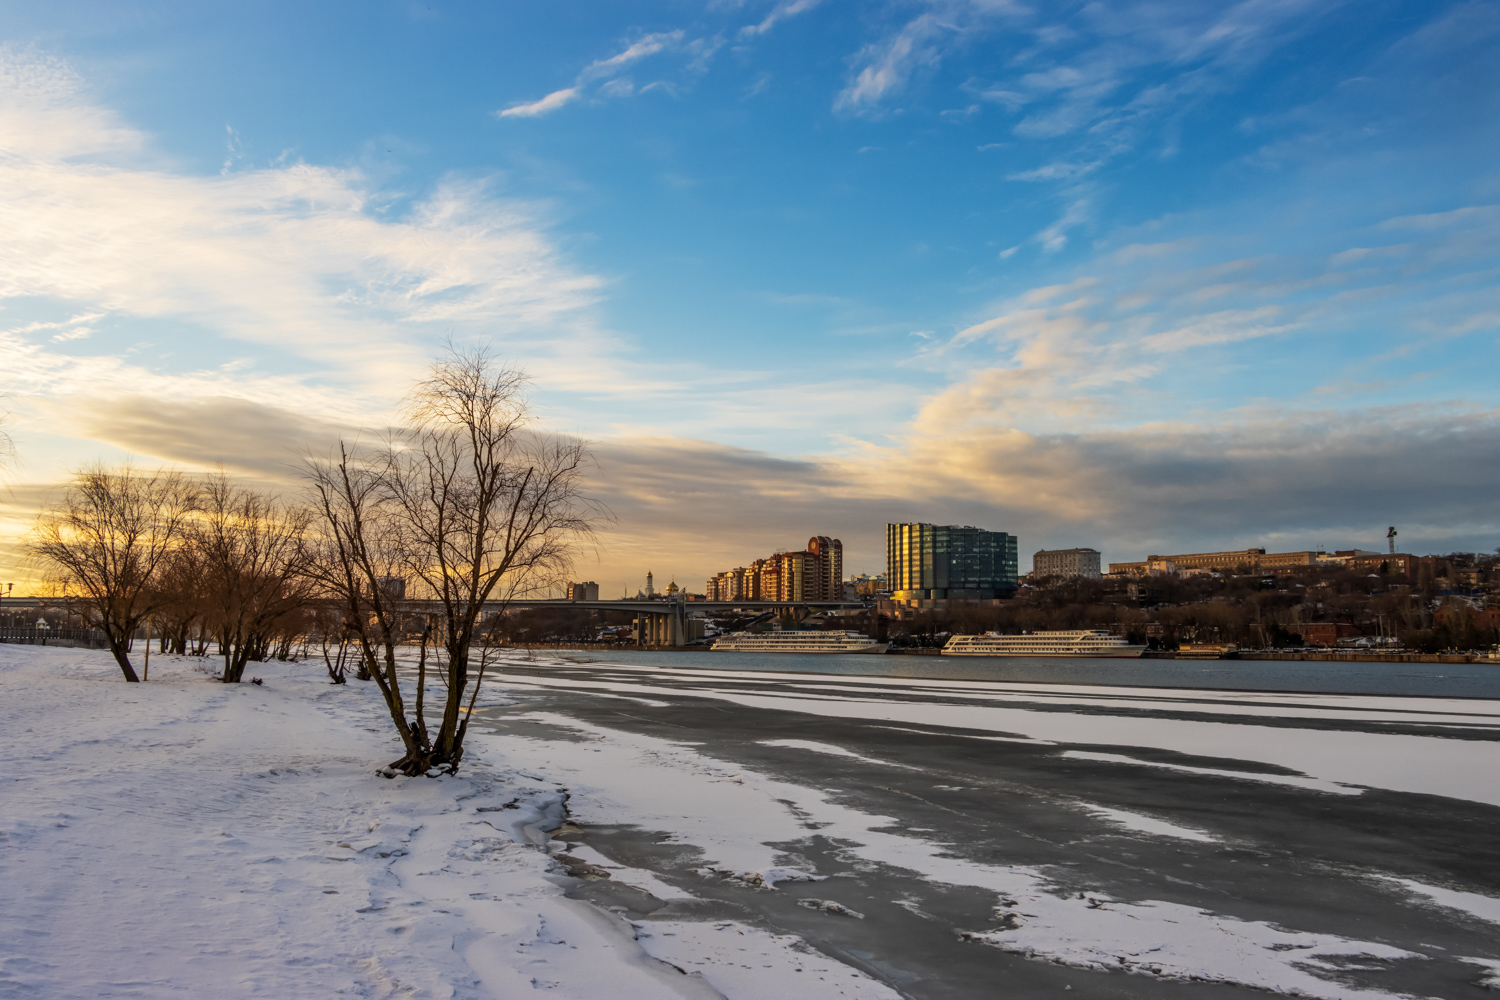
[583,32,683,77]
[497,31,689,119]
[0,311,103,340]
[1006,160,1102,182]
[835,12,947,113]
[0,44,143,160]
[1378,205,1499,231]
[1137,306,1289,353]
[0,46,608,410]
[740,0,824,38]
[0,45,930,507]
[835,0,1326,172]
[498,86,581,118]
[974,87,1028,111]
[1036,198,1091,252]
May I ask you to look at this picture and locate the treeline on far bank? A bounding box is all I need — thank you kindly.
[888,559,1500,652]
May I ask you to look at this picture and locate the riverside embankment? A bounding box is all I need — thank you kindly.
[501,642,1499,665]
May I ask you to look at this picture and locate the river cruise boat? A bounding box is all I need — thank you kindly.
[712,630,888,654]
[942,630,1146,657]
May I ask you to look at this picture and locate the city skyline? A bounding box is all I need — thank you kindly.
[2,1,1498,598]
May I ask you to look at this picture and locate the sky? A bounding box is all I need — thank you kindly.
[1,0,1498,595]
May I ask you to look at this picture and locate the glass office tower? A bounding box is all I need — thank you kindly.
[886,523,1019,600]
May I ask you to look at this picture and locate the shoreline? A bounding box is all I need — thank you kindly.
[498,642,1497,664]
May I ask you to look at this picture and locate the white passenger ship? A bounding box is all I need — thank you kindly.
[943,630,1146,657]
[712,630,888,654]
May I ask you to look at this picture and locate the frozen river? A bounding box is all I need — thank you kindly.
[521,647,1500,698]
[476,652,1500,999]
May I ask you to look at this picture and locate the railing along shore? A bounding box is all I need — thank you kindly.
[0,627,111,649]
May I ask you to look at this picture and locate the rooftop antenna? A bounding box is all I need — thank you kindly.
[1387,526,1397,556]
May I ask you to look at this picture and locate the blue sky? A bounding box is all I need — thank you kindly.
[1,0,1498,591]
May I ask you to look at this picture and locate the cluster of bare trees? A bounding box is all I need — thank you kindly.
[30,347,602,775]
[30,466,317,683]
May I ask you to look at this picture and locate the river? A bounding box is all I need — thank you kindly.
[516,647,1500,698]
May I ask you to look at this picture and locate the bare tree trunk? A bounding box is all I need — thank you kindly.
[106,632,141,683]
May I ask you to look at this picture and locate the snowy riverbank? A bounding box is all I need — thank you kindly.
[0,644,888,999]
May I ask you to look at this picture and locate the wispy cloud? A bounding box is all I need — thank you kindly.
[740,0,824,38]
[498,86,581,118]
[0,45,618,431]
[498,31,693,118]
[0,311,104,341]
[834,0,1326,170]
[905,181,1500,454]
[1035,197,1091,253]
[0,43,143,160]
[834,12,949,113]
[1006,160,1102,182]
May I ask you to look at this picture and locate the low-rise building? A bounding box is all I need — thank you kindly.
[1109,547,1415,578]
[1032,548,1101,579]
[1110,548,1267,575]
[1298,622,1361,647]
[1337,551,1414,576]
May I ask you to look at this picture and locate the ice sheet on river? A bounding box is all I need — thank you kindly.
[487,710,1434,999]
[495,657,1500,807]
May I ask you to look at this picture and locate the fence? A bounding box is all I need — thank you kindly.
[0,627,111,650]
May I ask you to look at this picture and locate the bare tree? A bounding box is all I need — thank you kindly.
[192,474,317,683]
[150,546,210,655]
[304,347,603,774]
[303,441,418,736]
[30,464,196,681]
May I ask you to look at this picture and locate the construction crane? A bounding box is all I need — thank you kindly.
[1387,526,1397,556]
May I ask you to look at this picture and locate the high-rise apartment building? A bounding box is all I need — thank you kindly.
[886,523,1018,601]
[808,536,843,601]
[566,581,600,601]
[706,536,843,602]
[1032,548,1102,579]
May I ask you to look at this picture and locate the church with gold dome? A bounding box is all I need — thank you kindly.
[632,571,685,600]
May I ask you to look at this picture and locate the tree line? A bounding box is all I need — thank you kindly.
[27,348,603,774]
[878,566,1500,651]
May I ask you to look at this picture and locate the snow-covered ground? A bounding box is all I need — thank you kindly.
[0,645,893,999]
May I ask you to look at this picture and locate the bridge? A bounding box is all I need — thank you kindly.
[0,596,870,648]
[502,598,867,647]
